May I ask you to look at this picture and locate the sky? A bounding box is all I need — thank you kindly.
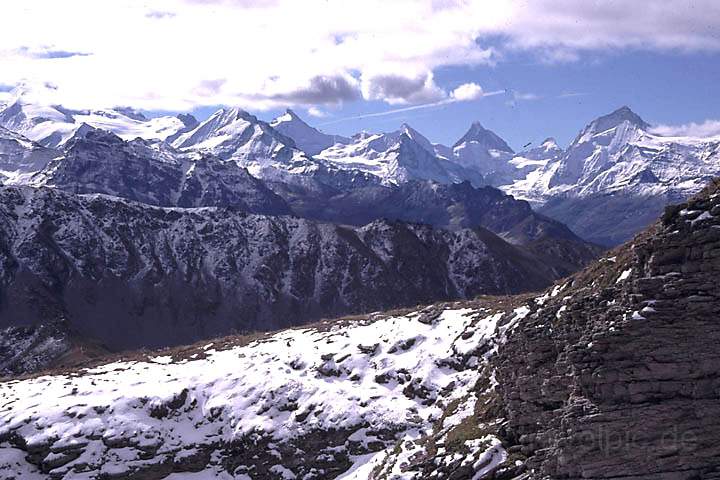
[1,0,719,149]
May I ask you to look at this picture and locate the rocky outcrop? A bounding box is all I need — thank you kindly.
[0,322,72,377]
[493,179,720,478]
[0,321,109,378]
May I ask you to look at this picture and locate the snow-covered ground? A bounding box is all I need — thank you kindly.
[0,303,527,479]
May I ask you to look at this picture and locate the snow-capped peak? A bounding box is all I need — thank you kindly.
[574,106,650,145]
[540,137,559,150]
[270,109,350,156]
[395,123,436,155]
[0,91,192,147]
[278,108,303,123]
[453,121,514,154]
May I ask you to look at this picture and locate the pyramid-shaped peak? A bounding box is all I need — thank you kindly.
[588,106,650,133]
[399,123,423,136]
[453,121,513,153]
[271,108,310,127]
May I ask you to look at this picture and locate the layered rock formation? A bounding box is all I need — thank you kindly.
[493,179,720,478]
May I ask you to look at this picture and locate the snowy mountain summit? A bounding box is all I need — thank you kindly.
[0,87,195,148]
[270,109,350,156]
[499,106,720,244]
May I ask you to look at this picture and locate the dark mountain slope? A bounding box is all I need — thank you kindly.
[0,185,566,350]
[273,179,603,277]
[34,128,292,215]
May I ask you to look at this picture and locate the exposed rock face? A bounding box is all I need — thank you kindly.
[0,322,72,377]
[0,321,109,378]
[493,179,720,479]
[0,126,57,183]
[34,128,292,216]
[276,179,603,276]
[0,185,566,350]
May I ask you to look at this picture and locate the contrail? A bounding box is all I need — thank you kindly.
[317,90,505,126]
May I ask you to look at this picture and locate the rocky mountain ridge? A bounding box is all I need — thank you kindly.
[33,128,292,215]
[0,185,573,351]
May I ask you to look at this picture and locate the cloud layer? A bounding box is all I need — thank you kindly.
[0,0,718,111]
[651,120,720,138]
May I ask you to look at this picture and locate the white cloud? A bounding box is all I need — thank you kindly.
[450,83,484,101]
[651,120,720,138]
[307,106,328,118]
[0,0,717,111]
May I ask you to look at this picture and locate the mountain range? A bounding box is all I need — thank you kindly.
[3,89,718,248]
[0,88,718,351]
[3,174,718,480]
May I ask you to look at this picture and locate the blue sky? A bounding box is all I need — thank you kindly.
[2,0,719,150]
[233,49,720,149]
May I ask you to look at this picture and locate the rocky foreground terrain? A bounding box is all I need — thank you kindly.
[1,180,718,478]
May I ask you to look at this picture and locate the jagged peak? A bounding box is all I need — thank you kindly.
[586,106,650,134]
[272,108,311,128]
[453,121,514,153]
[285,108,300,119]
[176,113,198,128]
[69,126,123,145]
[213,106,256,123]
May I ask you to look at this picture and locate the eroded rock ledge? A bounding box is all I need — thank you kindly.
[494,179,720,479]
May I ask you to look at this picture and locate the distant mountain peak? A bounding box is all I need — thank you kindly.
[176,113,198,129]
[222,106,256,122]
[285,108,301,119]
[273,108,310,127]
[453,122,514,153]
[114,107,147,122]
[586,106,650,134]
